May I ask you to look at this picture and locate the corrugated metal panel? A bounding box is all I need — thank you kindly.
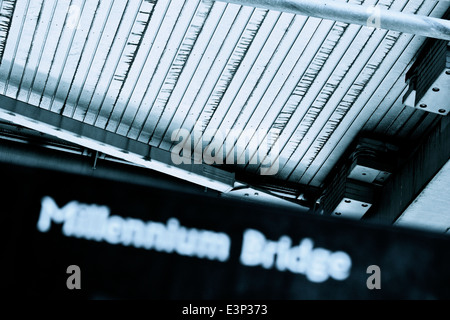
[0,0,448,190]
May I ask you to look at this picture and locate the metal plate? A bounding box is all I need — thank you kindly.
[348,165,382,184]
[415,70,450,115]
[333,197,372,220]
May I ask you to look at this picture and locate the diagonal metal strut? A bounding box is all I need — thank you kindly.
[215,0,450,41]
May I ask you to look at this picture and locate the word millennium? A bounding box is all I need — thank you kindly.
[37,196,230,262]
[37,196,352,283]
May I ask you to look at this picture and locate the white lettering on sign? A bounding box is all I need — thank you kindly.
[36,196,352,283]
[240,229,352,283]
[37,196,230,262]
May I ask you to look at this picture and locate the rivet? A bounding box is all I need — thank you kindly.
[362,204,369,207]
[419,104,427,108]
[432,87,440,92]
[345,199,351,203]
[335,212,341,216]
[439,109,446,113]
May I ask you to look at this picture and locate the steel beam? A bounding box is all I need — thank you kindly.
[0,94,235,192]
[215,0,450,41]
[0,94,305,210]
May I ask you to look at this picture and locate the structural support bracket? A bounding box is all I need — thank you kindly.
[365,115,450,225]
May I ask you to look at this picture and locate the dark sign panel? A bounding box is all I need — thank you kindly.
[4,163,450,299]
